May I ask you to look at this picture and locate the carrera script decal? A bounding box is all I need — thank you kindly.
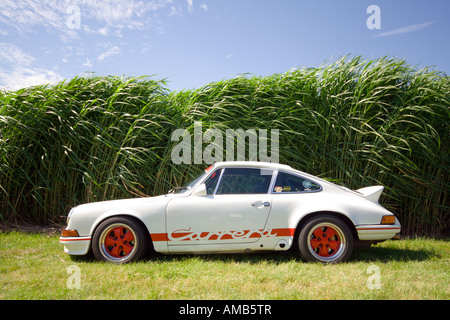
[150,228,295,242]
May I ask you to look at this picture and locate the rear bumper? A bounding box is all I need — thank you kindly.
[356,224,401,241]
[59,236,91,255]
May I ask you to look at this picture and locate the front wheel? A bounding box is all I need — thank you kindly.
[92,217,149,263]
[298,215,353,263]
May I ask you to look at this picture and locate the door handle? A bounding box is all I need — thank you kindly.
[251,201,270,207]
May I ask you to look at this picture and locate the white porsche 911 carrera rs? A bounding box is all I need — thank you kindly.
[60,161,401,264]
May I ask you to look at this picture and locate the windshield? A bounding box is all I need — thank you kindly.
[168,171,206,194]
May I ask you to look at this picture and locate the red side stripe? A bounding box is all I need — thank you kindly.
[270,228,296,237]
[150,228,295,242]
[150,233,169,241]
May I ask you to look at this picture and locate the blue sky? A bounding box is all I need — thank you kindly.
[0,0,449,91]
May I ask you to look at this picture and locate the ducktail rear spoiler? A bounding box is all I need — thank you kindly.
[356,186,384,204]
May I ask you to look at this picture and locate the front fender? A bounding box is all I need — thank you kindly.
[66,196,171,253]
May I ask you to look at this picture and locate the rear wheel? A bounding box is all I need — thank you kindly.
[298,215,353,263]
[92,217,149,263]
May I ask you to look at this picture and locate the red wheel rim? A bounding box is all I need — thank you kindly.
[103,226,136,258]
[309,225,342,258]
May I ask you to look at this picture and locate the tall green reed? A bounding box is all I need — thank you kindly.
[0,56,448,236]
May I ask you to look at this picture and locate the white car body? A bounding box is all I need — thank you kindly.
[60,161,401,263]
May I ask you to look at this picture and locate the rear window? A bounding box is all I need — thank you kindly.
[272,172,321,193]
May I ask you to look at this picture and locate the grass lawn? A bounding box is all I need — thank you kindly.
[0,230,448,300]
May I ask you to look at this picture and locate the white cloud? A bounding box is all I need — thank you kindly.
[372,21,434,38]
[5,1,82,42]
[98,27,109,36]
[187,0,194,13]
[0,0,72,39]
[97,46,121,61]
[168,5,183,17]
[0,0,201,90]
[0,0,175,38]
[0,42,63,91]
[0,42,34,66]
[0,67,63,91]
[83,59,93,68]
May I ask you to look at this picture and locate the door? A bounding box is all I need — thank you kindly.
[166,167,274,246]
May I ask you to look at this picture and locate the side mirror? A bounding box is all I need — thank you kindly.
[191,183,207,197]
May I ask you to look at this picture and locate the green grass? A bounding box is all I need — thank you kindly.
[0,230,448,300]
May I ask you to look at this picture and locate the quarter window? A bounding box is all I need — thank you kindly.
[216,168,273,194]
[272,172,321,193]
[204,169,222,195]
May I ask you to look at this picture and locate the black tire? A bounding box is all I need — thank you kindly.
[298,215,353,263]
[92,217,149,263]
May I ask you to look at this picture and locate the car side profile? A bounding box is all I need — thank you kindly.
[60,161,401,263]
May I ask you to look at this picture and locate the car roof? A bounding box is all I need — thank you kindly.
[212,161,293,171]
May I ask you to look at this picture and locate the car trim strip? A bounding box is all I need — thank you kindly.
[356,226,401,231]
[59,236,92,242]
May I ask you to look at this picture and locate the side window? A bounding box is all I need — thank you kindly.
[204,169,222,195]
[272,172,321,193]
[216,168,273,195]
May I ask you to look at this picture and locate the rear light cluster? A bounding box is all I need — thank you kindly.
[381,215,395,225]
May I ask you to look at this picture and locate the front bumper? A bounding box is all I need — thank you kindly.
[59,235,91,255]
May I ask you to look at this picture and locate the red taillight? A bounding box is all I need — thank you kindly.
[205,165,214,172]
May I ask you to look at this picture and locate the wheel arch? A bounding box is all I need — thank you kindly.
[290,210,358,251]
[91,214,154,253]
